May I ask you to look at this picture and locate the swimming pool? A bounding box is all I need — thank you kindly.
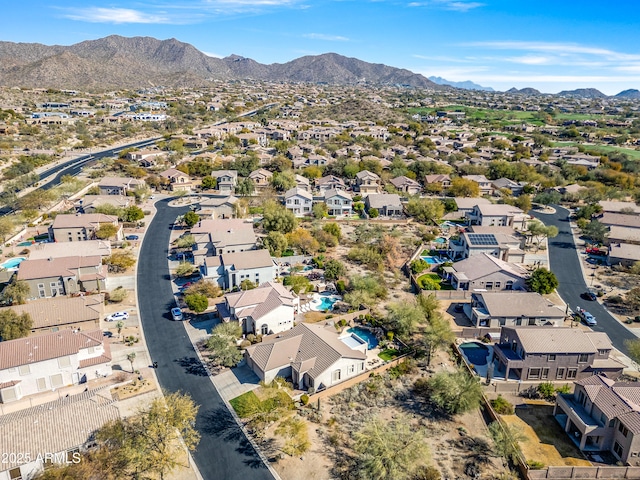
[434,237,447,244]
[421,256,444,265]
[310,293,342,311]
[0,257,26,270]
[347,327,379,349]
[459,342,490,366]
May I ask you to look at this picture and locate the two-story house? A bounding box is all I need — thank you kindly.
[554,376,640,462]
[17,255,107,299]
[211,170,238,193]
[284,188,313,217]
[316,175,346,195]
[249,168,273,192]
[492,178,524,196]
[295,174,311,192]
[159,168,192,192]
[355,170,381,196]
[324,189,353,217]
[97,176,146,196]
[48,213,122,243]
[424,174,452,192]
[191,219,256,265]
[468,291,566,328]
[364,194,403,217]
[466,204,528,229]
[389,175,422,195]
[448,227,526,262]
[493,327,623,382]
[463,175,493,196]
[194,196,239,220]
[218,281,298,335]
[202,250,277,290]
[0,329,112,403]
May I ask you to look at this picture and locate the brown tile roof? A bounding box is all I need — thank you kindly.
[0,388,119,470]
[28,240,112,260]
[506,327,608,354]
[221,249,274,270]
[79,340,111,368]
[2,295,104,330]
[453,253,529,282]
[0,329,104,370]
[575,376,640,431]
[51,213,118,229]
[600,213,640,229]
[475,292,565,318]
[192,219,256,248]
[225,281,294,321]
[17,255,104,281]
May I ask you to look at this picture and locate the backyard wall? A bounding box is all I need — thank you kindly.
[528,466,640,479]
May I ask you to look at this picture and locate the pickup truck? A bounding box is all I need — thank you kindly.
[576,306,597,326]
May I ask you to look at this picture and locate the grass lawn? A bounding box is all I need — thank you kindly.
[378,348,400,361]
[420,249,430,256]
[502,404,591,467]
[552,142,640,160]
[229,391,260,417]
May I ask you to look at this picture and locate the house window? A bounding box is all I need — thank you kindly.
[598,349,607,355]
[261,324,268,335]
[619,423,629,437]
[541,368,549,379]
[556,368,565,379]
[50,374,64,388]
[548,354,556,362]
[528,368,541,380]
[614,441,624,458]
[2,387,18,402]
[578,354,589,363]
[485,282,493,290]
[506,281,514,290]
[348,365,355,374]
[18,365,30,376]
[38,283,46,297]
[58,356,71,368]
[528,318,536,326]
[9,467,22,480]
[332,370,341,382]
[567,369,577,379]
[88,347,95,354]
[494,282,501,288]
[36,377,47,391]
[609,419,616,427]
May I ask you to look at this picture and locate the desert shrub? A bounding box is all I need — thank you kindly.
[109,286,128,303]
[300,394,310,405]
[491,395,514,415]
[527,460,545,470]
[555,384,571,395]
[537,381,556,400]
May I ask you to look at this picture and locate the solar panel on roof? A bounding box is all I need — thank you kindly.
[467,233,498,246]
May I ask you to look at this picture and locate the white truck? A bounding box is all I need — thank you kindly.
[576,306,597,326]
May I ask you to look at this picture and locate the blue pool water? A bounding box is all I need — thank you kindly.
[303,265,314,271]
[312,294,341,311]
[347,327,379,349]
[421,256,443,265]
[0,257,26,270]
[434,237,447,244]
[459,342,490,366]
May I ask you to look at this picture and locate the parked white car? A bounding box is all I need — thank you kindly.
[105,311,129,322]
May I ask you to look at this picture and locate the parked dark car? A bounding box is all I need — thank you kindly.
[585,289,597,301]
[126,235,139,241]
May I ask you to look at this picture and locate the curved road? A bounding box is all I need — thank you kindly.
[137,199,274,480]
[531,205,636,355]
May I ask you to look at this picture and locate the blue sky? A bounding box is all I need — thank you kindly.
[4,0,640,94]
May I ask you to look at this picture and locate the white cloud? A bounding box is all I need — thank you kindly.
[407,0,483,11]
[63,7,174,24]
[463,41,640,62]
[303,33,350,41]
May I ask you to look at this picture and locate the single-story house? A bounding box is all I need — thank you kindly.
[444,253,529,291]
[74,195,133,214]
[608,243,640,268]
[28,240,112,260]
[389,175,422,195]
[97,176,146,196]
[364,193,403,217]
[468,291,566,328]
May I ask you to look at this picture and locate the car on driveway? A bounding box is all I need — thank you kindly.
[126,235,139,241]
[576,306,597,326]
[105,311,129,322]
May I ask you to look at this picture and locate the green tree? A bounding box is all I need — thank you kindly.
[175,262,195,277]
[410,259,429,274]
[103,252,136,273]
[17,189,57,211]
[270,171,296,192]
[527,268,559,294]
[0,309,32,341]
[275,417,310,456]
[420,314,455,366]
[385,301,426,338]
[95,223,118,240]
[184,280,221,298]
[184,292,208,313]
[183,211,200,228]
[206,322,243,367]
[122,206,144,222]
[533,190,562,206]
[353,416,430,480]
[344,275,388,308]
[312,202,328,219]
[488,421,526,463]
[582,219,608,244]
[624,338,640,371]
[263,200,297,233]
[175,234,195,249]
[322,222,342,240]
[449,177,480,197]
[286,228,320,254]
[283,275,312,294]
[235,177,255,196]
[95,392,200,480]
[420,370,483,415]
[368,207,379,218]
[239,279,256,290]
[263,231,288,257]
[0,217,15,242]
[323,259,346,281]
[201,175,217,190]
[527,220,559,252]
[405,198,445,224]
[0,279,30,305]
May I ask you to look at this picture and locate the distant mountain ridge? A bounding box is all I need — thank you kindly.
[428,76,494,91]
[0,35,443,91]
[506,87,542,96]
[557,88,607,99]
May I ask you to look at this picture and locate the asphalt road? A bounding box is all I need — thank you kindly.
[530,205,636,355]
[137,199,274,480]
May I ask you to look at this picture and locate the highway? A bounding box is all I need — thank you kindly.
[137,199,274,480]
[531,205,636,355]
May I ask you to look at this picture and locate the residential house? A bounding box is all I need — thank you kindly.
[194,196,239,220]
[0,390,120,480]
[295,174,311,192]
[492,178,524,196]
[599,212,640,230]
[244,323,368,390]
[127,149,165,162]
[444,253,529,291]
[211,170,238,193]
[463,175,493,195]
[494,327,623,382]
[451,197,492,217]
[159,168,192,192]
[0,329,112,403]
[608,243,640,268]
[466,204,528,229]
[191,219,256,265]
[218,281,298,335]
[316,175,346,194]
[389,175,422,195]
[249,168,273,191]
[97,176,146,196]
[74,195,133,214]
[424,174,452,192]
[364,194,403,217]
[468,291,566,328]
[48,213,122,243]
[448,227,526,262]
[355,170,381,195]
[17,255,106,299]
[1,295,105,336]
[324,189,353,217]
[28,240,112,260]
[598,201,640,215]
[554,375,640,462]
[202,250,276,290]
[607,226,640,246]
[284,188,314,217]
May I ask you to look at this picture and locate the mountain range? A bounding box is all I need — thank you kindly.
[0,35,443,91]
[428,76,494,91]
